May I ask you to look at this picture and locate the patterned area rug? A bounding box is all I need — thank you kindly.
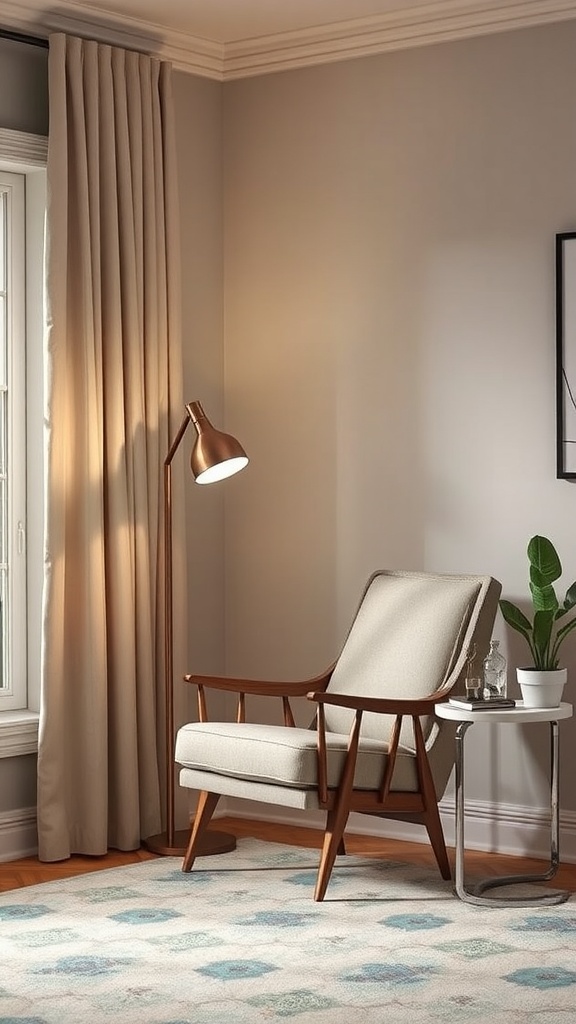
[1,838,575,1023]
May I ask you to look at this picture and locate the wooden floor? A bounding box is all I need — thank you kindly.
[2,815,576,893]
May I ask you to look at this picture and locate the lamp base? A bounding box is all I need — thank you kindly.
[143,827,237,858]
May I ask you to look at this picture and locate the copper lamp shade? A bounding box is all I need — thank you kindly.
[188,401,249,484]
[143,400,248,857]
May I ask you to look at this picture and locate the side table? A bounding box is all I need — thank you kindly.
[436,700,573,907]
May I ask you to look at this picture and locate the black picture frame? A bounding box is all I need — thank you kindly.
[556,232,576,479]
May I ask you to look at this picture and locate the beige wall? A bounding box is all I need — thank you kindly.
[0,38,48,134]
[222,21,576,828]
[173,71,227,681]
[172,71,228,823]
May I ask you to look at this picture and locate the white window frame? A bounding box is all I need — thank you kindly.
[0,169,27,712]
[0,128,47,755]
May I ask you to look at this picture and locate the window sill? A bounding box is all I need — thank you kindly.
[0,711,39,758]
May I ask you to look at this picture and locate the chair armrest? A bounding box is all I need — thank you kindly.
[306,688,447,716]
[184,665,336,726]
[185,666,334,697]
[308,687,446,808]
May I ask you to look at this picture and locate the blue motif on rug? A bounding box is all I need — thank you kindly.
[247,987,338,1017]
[511,914,576,933]
[236,910,316,927]
[145,930,224,950]
[33,955,134,976]
[504,967,576,989]
[13,928,79,948]
[434,937,515,958]
[380,912,451,930]
[195,959,278,980]
[285,871,325,887]
[80,885,143,903]
[0,905,52,921]
[152,869,206,883]
[109,907,183,924]
[342,962,438,986]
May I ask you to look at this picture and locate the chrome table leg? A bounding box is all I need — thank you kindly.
[454,720,569,907]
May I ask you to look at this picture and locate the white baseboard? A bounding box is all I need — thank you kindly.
[222,797,576,864]
[0,806,37,862]
[439,796,576,863]
[4,798,575,865]
[0,802,238,864]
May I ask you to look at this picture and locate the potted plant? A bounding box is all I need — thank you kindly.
[499,535,576,707]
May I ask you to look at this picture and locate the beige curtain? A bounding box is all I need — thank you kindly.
[37,33,184,860]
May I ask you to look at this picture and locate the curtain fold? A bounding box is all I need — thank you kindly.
[37,32,184,860]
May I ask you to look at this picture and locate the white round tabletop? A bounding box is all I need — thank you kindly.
[435,700,573,724]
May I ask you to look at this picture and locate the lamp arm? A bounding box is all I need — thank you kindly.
[165,410,193,468]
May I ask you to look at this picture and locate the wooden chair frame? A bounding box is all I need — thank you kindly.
[181,667,453,901]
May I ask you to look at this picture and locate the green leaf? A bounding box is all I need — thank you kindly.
[533,609,555,668]
[527,536,562,585]
[553,614,576,645]
[562,581,576,613]
[550,615,576,665]
[530,565,550,589]
[499,600,538,664]
[529,580,559,613]
[499,599,532,633]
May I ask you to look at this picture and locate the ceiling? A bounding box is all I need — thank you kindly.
[3,0,576,78]
[45,1,470,43]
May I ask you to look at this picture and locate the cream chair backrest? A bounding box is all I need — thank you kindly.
[325,570,496,748]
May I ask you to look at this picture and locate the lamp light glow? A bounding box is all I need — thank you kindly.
[195,457,249,484]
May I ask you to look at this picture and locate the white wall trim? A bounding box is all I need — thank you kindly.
[223,0,576,79]
[0,805,37,861]
[223,796,576,863]
[2,0,576,80]
[3,796,576,865]
[0,127,47,167]
[0,712,39,758]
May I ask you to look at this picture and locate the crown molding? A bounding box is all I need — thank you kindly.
[0,0,224,78]
[223,0,576,79]
[1,0,576,80]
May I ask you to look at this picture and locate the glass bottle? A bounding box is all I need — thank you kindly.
[482,639,507,699]
[464,643,482,701]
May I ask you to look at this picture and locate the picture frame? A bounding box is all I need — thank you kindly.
[555,232,576,479]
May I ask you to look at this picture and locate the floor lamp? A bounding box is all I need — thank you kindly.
[144,400,249,857]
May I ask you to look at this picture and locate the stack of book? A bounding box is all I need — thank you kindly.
[448,696,516,710]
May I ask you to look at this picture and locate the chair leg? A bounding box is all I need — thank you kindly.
[315,805,350,902]
[182,791,220,873]
[424,804,451,880]
[412,717,451,880]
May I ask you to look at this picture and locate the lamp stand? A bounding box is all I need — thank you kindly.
[144,406,238,857]
[144,828,235,858]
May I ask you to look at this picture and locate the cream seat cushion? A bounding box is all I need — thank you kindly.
[175,721,421,792]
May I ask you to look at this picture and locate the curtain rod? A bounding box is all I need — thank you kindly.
[0,27,48,49]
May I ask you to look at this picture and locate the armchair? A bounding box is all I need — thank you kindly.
[175,569,501,900]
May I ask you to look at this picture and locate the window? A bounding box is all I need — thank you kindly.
[0,129,47,733]
[0,169,26,710]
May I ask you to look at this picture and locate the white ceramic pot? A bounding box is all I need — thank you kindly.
[516,667,567,708]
